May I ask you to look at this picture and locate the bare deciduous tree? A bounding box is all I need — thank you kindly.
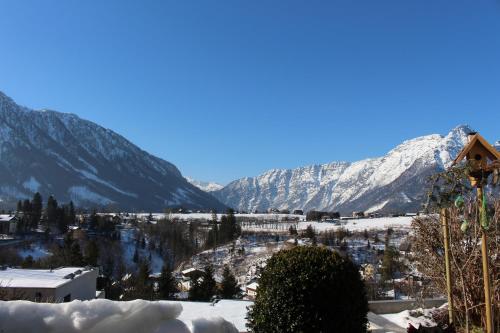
[411,199,499,331]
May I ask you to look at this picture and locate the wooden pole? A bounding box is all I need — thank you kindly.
[441,207,454,325]
[477,186,493,333]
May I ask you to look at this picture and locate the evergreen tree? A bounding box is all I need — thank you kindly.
[68,201,76,225]
[56,206,69,233]
[70,242,84,266]
[381,245,400,283]
[85,240,99,266]
[89,210,98,230]
[188,276,203,301]
[227,208,240,240]
[189,265,216,301]
[219,265,239,299]
[158,264,177,300]
[219,215,229,243]
[304,224,316,240]
[133,246,139,263]
[46,195,58,225]
[31,192,43,229]
[199,265,217,300]
[135,260,153,300]
[363,229,369,240]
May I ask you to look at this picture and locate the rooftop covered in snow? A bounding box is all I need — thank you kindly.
[0,267,95,288]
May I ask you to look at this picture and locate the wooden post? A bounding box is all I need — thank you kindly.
[477,186,493,333]
[441,208,454,325]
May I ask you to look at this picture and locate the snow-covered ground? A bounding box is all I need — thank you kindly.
[182,235,287,287]
[175,300,251,332]
[120,228,164,274]
[242,216,414,233]
[0,298,443,333]
[0,299,239,333]
[381,307,441,329]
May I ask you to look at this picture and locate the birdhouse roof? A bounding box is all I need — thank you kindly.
[452,133,500,166]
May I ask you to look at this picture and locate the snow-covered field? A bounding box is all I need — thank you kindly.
[0,299,239,333]
[242,216,414,233]
[298,216,414,232]
[132,212,305,222]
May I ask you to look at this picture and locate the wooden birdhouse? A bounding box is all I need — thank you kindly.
[452,132,500,187]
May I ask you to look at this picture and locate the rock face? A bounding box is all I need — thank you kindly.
[0,91,225,211]
[213,126,481,214]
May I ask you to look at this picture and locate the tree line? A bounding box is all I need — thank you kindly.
[16,192,76,234]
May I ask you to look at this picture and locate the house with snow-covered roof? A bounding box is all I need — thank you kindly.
[0,266,100,302]
[0,214,18,235]
[245,282,258,300]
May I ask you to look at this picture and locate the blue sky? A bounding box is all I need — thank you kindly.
[0,1,499,184]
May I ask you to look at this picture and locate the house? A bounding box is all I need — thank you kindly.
[293,210,303,215]
[245,282,259,300]
[352,211,365,218]
[0,266,99,302]
[179,268,204,291]
[0,214,18,235]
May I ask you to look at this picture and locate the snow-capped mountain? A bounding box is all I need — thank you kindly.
[213,126,483,214]
[0,91,225,211]
[186,177,224,192]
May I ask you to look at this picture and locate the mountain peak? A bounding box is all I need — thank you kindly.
[186,177,224,192]
[448,124,473,137]
[213,126,497,214]
[0,90,225,211]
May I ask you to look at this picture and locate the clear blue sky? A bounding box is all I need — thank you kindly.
[1,1,499,184]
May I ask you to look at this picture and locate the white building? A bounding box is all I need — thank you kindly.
[0,267,99,302]
[179,268,204,291]
[245,282,258,300]
[0,214,18,235]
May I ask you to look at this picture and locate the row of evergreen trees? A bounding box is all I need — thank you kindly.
[206,209,241,250]
[16,192,76,233]
[188,265,240,301]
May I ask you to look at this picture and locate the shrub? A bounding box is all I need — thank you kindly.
[247,246,368,332]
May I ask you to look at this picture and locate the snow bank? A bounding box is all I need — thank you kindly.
[381,308,439,329]
[0,299,239,333]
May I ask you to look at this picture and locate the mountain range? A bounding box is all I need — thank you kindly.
[212,126,498,214]
[0,91,225,211]
[1,91,497,214]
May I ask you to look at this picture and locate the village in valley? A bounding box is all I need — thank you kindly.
[0,206,453,331]
[1,2,499,333]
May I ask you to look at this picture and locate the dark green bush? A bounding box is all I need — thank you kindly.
[247,246,368,332]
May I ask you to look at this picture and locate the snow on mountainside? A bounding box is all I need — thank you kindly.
[213,126,484,214]
[0,91,225,211]
[186,177,224,192]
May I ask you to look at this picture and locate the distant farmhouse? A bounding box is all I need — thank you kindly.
[0,214,18,235]
[0,267,100,302]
